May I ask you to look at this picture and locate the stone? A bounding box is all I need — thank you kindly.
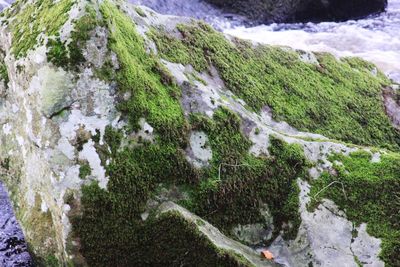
[204,0,387,24]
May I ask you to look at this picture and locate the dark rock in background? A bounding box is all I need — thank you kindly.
[204,0,388,24]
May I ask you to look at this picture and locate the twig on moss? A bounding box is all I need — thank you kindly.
[312,181,347,201]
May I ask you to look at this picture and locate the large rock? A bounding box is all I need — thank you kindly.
[204,0,388,23]
[0,0,398,266]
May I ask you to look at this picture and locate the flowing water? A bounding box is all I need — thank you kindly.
[132,0,400,83]
[225,0,400,83]
[0,0,399,266]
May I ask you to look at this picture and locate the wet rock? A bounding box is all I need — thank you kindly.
[204,0,388,24]
[0,183,32,267]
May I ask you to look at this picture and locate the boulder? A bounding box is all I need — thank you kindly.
[204,0,388,23]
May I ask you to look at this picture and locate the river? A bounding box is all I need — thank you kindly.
[133,0,400,83]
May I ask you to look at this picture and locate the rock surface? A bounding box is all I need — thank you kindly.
[0,0,398,266]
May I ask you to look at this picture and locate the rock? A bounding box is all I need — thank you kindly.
[232,204,274,246]
[204,0,388,24]
[157,201,276,267]
[268,180,384,267]
[0,0,397,265]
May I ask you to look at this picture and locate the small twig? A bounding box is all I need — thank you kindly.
[312,181,347,201]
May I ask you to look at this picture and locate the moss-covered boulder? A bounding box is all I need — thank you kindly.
[0,0,398,266]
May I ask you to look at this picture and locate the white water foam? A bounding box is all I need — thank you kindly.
[225,0,400,82]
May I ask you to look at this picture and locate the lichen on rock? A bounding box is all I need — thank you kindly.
[0,0,399,266]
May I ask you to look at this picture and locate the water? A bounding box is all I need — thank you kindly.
[131,0,400,83]
[225,0,400,82]
[0,182,32,267]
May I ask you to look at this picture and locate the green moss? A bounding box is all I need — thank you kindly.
[0,58,8,86]
[100,1,187,144]
[27,247,59,267]
[19,195,58,266]
[79,163,91,180]
[73,2,310,264]
[150,22,400,150]
[186,109,308,240]
[134,6,147,17]
[310,151,400,266]
[47,4,98,70]
[140,211,253,266]
[9,0,75,58]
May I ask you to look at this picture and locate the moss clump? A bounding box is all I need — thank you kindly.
[100,1,187,144]
[0,52,9,86]
[310,151,400,266]
[47,4,99,70]
[149,22,400,150]
[79,163,91,179]
[74,140,198,265]
[140,211,253,267]
[18,195,58,266]
[73,2,309,264]
[8,0,75,58]
[187,111,308,239]
[134,6,147,17]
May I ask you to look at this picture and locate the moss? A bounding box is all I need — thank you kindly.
[18,195,58,266]
[186,110,308,240]
[46,38,69,67]
[8,0,75,58]
[74,140,198,265]
[310,151,400,266]
[73,2,310,264]
[140,211,253,266]
[27,246,59,267]
[185,71,208,86]
[100,1,187,145]
[0,55,9,86]
[47,4,99,70]
[134,6,147,17]
[79,163,91,180]
[150,22,400,150]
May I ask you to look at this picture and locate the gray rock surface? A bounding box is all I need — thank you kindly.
[158,201,277,267]
[267,180,384,267]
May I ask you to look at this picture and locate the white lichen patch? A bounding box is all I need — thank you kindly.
[79,140,108,189]
[59,0,85,43]
[83,27,109,68]
[370,152,381,163]
[352,223,383,267]
[298,51,319,65]
[135,118,155,142]
[186,131,212,168]
[268,180,384,267]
